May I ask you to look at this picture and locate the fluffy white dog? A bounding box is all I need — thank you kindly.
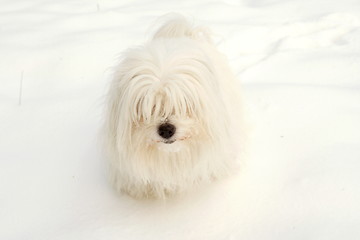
[104,16,244,199]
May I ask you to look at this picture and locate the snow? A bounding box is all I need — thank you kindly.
[1,0,360,239]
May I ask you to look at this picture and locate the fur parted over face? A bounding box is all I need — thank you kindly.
[109,39,230,154]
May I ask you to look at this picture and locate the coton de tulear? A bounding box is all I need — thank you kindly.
[104,15,244,199]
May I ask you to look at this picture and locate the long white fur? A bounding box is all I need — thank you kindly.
[104,15,243,199]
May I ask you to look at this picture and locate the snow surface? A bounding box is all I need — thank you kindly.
[1,0,360,239]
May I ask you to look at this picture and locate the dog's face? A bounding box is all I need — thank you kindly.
[110,40,224,153]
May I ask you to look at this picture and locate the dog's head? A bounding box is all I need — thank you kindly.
[107,39,229,153]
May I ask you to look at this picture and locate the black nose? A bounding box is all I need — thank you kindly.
[158,123,176,139]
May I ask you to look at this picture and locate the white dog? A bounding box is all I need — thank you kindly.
[104,15,244,199]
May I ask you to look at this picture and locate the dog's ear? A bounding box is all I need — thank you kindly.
[152,14,213,44]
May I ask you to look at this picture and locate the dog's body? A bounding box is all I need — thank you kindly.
[104,16,243,198]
